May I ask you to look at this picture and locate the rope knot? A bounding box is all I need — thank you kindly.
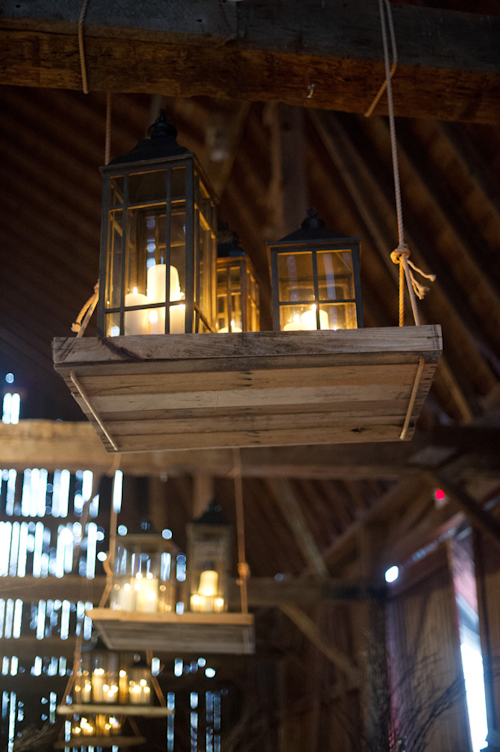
[390,244,410,265]
[237,561,251,582]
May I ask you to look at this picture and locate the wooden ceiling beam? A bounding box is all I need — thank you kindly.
[268,478,329,577]
[2,2,500,122]
[1,420,500,480]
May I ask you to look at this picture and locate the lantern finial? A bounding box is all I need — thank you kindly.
[302,207,325,230]
[147,110,178,140]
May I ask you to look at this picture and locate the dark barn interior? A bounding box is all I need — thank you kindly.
[1,1,500,750]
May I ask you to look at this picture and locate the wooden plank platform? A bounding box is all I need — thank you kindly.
[90,609,255,655]
[54,735,145,748]
[52,327,442,452]
[57,704,173,717]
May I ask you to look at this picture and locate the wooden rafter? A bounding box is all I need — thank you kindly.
[2,1,500,122]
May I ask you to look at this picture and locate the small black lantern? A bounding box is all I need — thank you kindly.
[216,224,260,333]
[268,209,363,332]
[187,501,231,613]
[97,111,218,337]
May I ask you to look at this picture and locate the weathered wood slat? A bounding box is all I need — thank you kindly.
[53,327,442,450]
[91,609,255,654]
[53,328,442,365]
[78,363,422,396]
[97,425,410,452]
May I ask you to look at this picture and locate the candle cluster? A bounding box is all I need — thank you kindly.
[283,305,332,331]
[71,714,121,737]
[74,660,152,706]
[112,572,173,613]
[190,569,225,613]
[122,264,185,336]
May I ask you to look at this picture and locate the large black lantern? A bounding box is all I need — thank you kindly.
[268,208,363,332]
[216,224,260,333]
[97,111,218,337]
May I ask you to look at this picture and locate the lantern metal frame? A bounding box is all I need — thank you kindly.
[97,112,218,338]
[109,520,178,615]
[186,501,232,614]
[216,225,260,333]
[268,209,363,332]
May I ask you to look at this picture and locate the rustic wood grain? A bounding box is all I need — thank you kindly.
[2,3,500,122]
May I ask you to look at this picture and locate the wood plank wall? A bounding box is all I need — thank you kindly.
[474,530,500,738]
[386,547,471,752]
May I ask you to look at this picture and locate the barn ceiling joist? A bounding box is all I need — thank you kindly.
[2,0,500,122]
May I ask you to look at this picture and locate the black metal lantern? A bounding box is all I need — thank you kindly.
[216,224,260,333]
[70,713,122,739]
[268,208,363,332]
[73,639,154,706]
[74,638,120,704]
[110,519,177,614]
[97,111,218,337]
[187,501,231,613]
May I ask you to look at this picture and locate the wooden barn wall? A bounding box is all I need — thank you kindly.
[386,547,471,752]
[278,602,363,752]
[474,530,500,738]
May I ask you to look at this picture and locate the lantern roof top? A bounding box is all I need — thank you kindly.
[82,635,111,654]
[192,500,229,526]
[217,223,246,259]
[271,208,360,245]
[106,110,190,166]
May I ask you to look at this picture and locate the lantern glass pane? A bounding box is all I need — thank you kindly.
[128,666,152,705]
[110,540,176,613]
[105,311,121,337]
[109,176,124,206]
[317,250,355,301]
[188,525,230,613]
[280,303,325,331]
[278,252,315,302]
[128,170,167,203]
[319,303,357,330]
[216,267,229,331]
[105,210,123,312]
[171,166,186,198]
[229,266,242,332]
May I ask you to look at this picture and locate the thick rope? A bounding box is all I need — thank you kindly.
[366,0,435,327]
[72,281,99,337]
[77,0,91,94]
[231,449,250,615]
[71,96,111,336]
[105,91,112,165]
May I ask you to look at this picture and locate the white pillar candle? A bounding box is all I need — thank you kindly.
[134,574,159,613]
[81,680,92,703]
[283,313,303,331]
[128,682,150,704]
[124,288,149,335]
[92,669,105,702]
[199,570,218,596]
[115,581,135,611]
[300,305,329,330]
[147,264,182,303]
[218,320,243,333]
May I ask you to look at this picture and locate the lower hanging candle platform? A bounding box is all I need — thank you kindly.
[90,609,255,655]
[52,326,442,452]
[56,705,173,717]
[54,736,146,749]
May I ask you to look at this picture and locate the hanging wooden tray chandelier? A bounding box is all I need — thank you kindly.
[89,609,255,655]
[52,325,441,451]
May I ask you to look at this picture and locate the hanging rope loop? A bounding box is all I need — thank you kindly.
[71,280,99,336]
